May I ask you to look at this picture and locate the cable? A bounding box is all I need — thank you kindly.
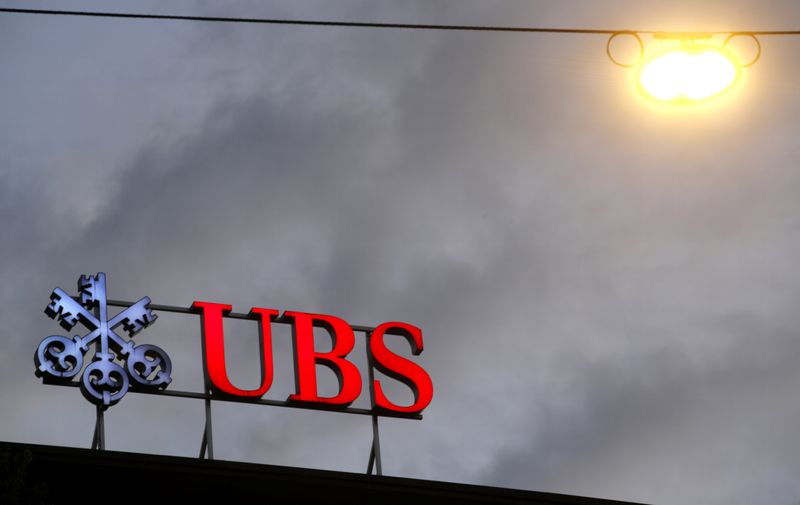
[0,7,623,34]
[1,7,799,36]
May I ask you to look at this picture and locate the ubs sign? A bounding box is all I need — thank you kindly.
[34,273,433,417]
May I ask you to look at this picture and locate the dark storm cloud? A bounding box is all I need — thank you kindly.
[4,1,800,504]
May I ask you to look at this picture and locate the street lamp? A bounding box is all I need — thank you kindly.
[608,32,761,104]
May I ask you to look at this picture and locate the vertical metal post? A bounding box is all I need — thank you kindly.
[90,295,106,451]
[365,331,382,476]
[199,396,214,459]
[91,405,105,450]
[367,414,382,475]
[197,311,214,460]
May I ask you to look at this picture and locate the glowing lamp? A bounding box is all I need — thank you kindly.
[638,46,740,103]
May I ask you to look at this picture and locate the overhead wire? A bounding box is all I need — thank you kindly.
[1,7,800,36]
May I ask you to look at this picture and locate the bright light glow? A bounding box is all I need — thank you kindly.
[639,46,739,104]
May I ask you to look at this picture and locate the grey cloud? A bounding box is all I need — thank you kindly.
[3,1,800,504]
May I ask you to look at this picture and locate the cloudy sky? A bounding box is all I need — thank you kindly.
[3,1,800,503]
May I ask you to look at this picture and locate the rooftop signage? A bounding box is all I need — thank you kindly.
[33,273,432,473]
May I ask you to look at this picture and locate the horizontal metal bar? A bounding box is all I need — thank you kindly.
[88,298,421,419]
[106,299,379,333]
[45,380,422,420]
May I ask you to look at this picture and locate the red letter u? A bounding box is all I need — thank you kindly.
[193,301,279,398]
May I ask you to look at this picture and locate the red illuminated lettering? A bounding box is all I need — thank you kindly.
[190,303,432,414]
[193,301,279,398]
[285,311,362,406]
[369,322,433,415]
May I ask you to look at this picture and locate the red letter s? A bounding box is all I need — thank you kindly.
[370,322,433,415]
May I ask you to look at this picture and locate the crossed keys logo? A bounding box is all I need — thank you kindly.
[34,273,172,408]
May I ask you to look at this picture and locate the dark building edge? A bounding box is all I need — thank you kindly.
[0,440,648,504]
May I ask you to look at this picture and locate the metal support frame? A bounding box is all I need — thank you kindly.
[199,396,214,459]
[66,299,421,469]
[91,406,105,450]
[90,301,106,451]
[366,415,382,475]
[365,331,382,476]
